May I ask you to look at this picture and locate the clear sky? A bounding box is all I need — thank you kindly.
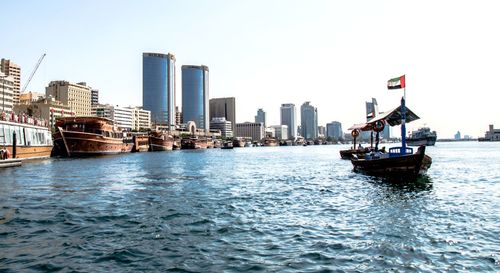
[2,0,499,138]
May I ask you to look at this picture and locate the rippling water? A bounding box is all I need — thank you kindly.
[1,142,499,272]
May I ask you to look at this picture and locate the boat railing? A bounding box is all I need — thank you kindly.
[389,147,413,157]
[1,111,49,128]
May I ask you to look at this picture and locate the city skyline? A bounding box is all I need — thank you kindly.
[2,1,500,138]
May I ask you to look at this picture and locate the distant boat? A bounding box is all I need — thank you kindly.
[262,137,278,147]
[407,127,437,146]
[221,141,234,149]
[53,117,133,156]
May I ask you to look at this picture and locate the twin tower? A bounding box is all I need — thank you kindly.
[142,52,209,130]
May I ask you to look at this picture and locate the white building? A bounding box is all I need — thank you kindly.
[92,104,133,131]
[210,117,233,138]
[270,125,288,140]
[0,74,14,113]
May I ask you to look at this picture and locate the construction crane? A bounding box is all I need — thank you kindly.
[21,53,46,93]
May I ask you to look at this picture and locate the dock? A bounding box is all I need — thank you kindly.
[0,159,22,168]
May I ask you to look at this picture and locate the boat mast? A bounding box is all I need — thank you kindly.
[400,75,407,154]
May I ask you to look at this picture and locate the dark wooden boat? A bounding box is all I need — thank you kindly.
[181,136,208,149]
[52,117,133,156]
[148,131,174,151]
[1,118,53,160]
[221,141,233,149]
[350,95,432,178]
[351,145,432,177]
[232,138,245,148]
[340,146,385,159]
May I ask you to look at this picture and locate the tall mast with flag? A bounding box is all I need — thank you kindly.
[387,75,407,154]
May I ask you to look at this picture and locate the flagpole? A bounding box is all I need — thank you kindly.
[401,75,407,154]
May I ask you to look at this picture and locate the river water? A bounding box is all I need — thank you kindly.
[0,142,499,272]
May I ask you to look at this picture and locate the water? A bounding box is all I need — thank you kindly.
[1,142,499,272]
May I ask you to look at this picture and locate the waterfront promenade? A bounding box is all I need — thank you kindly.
[1,142,499,272]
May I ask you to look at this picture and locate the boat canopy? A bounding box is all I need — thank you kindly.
[367,105,420,126]
[348,123,373,131]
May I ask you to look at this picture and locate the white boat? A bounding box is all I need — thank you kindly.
[407,127,437,146]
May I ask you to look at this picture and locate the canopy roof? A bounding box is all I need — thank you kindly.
[348,123,373,131]
[367,105,420,126]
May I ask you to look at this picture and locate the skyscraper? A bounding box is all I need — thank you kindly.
[0,59,21,104]
[326,121,343,140]
[255,108,266,128]
[365,98,379,121]
[301,101,318,140]
[91,89,99,106]
[209,97,236,132]
[143,52,176,127]
[280,103,296,139]
[182,65,209,131]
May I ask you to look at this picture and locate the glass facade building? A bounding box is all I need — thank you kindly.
[143,52,176,127]
[301,101,318,140]
[255,108,266,128]
[280,103,296,139]
[326,121,343,140]
[182,65,209,131]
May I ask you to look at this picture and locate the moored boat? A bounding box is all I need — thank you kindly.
[262,137,278,147]
[132,134,149,152]
[148,131,174,151]
[0,116,53,160]
[221,141,233,149]
[52,117,133,156]
[181,136,208,149]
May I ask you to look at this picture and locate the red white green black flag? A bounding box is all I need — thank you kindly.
[387,75,406,89]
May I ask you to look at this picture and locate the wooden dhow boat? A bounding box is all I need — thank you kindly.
[340,123,385,159]
[351,94,432,178]
[148,131,174,151]
[52,117,133,156]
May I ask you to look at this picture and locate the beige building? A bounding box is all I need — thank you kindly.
[0,74,15,113]
[131,107,151,131]
[46,81,92,116]
[14,97,74,130]
[236,122,264,141]
[0,59,21,104]
[19,91,45,104]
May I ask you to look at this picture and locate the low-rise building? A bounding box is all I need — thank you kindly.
[46,80,92,116]
[480,124,500,141]
[13,96,74,130]
[236,122,264,141]
[270,125,288,140]
[210,117,233,138]
[92,104,132,131]
[131,107,151,131]
[19,91,45,104]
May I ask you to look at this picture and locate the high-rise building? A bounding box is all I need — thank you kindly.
[45,81,92,116]
[91,89,99,106]
[280,103,296,139]
[175,106,182,126]
[366,98,379,121]
[236,122,264,141]
[318,126,326,137]
[0,74,15,113]
[0,59,21,104]
[209,97,236,132]
[300,101,318,140]
[255,108,266,128]
[210,117,233,138]
[182,65,209,131]
[455,131,461,140]
[326,121,343,140]
[143,52,176,127]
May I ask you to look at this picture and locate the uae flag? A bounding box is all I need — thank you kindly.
[387,75,405,89]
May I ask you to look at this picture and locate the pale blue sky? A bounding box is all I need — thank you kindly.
[2,0,499,138]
